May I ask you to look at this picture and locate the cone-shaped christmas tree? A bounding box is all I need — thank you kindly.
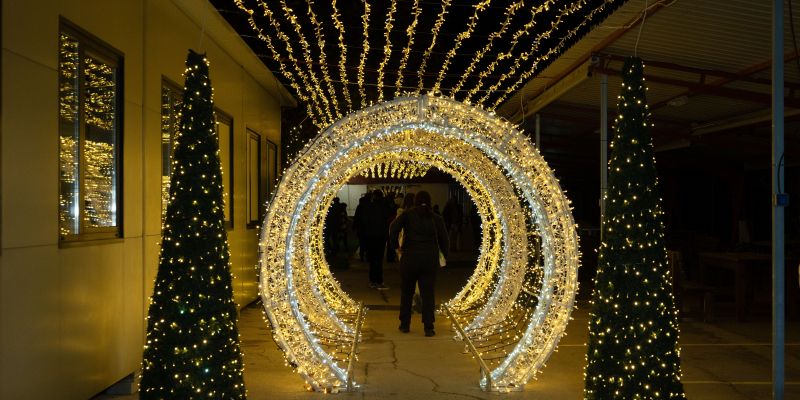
[141,50,246,399]
[584,57,686,399]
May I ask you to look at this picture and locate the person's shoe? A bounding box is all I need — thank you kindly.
[375,283,389,290]
[398,323,410,333]
[424,329,435,337]
[369,282,377,289]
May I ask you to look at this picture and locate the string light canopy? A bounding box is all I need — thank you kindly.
[359,159,430,179]
[214,0,627,129]
[259,96,579,391]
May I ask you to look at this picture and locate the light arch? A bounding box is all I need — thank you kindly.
[259,96,579,391]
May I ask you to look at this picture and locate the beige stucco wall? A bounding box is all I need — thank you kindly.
[0,0,287,398]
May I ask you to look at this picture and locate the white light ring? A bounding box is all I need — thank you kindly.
[264,126,524,391]
[259,96,579,390]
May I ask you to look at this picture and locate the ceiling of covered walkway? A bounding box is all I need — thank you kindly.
[211,0,799,180]
[501,0,800,178]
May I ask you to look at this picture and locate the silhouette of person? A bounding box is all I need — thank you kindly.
[353,193,371,261]
[325,197,343,254]
[389,190,449,336]
[362,190,391,289]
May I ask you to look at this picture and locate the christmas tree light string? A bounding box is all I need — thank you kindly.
[584,57,685,399]
[259,96,579,391]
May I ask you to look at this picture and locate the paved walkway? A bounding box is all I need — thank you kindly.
[97,254,800,399]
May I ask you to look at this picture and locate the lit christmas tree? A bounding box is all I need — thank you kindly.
[141,50,246,399]
[584,57,686,399]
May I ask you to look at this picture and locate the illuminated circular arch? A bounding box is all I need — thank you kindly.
[259,96,579,391]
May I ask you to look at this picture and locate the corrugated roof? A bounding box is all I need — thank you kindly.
[501,0,800,127]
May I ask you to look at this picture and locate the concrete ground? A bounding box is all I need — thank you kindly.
[97,252,799,399]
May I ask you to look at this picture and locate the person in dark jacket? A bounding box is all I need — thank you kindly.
[325,197,343,255]
[362,190,391,289]
[389,190,449,337]
[353,194,371,261]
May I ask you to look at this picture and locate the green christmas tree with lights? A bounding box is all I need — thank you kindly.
[584,57,686,399]
[141,50,246,399]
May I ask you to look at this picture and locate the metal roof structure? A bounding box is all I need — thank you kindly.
[499,0,799,178]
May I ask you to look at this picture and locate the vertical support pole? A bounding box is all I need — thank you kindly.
[535,113,541,150]
[600,73,609,239]
[772,1,785,399]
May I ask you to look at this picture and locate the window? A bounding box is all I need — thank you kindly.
[247,129,262,228]
[160,80,182,221]
[265,139,278,199]
[160,81,233,228]
[216,111,234,228]
[58,22,123,241]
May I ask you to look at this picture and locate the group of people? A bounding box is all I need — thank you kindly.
[345,189,450,336]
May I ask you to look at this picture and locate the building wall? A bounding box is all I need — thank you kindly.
[0,1,287,398]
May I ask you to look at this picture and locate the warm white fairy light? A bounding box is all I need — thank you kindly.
[376,0,397,102]
[485,0,617,108]
[276,0,336,122]
[330,0,352,110]
[357,0,371,108]
[394,0,421,98]
[359,160,429,179]
[431,0,492,95]
[463,0,557,103]
[415,0,451,92]
[257,0,331,125]
[238,0,625,128]
[259,96,578,391]
[236,0,325,126]
[450,0,527,97]
[304,0,340,117]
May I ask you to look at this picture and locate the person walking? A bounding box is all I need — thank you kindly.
[363,190,391,289]
[353,194,370,261]
[336,200,349,251]
[389,191,449,336]
[325,197,343,255]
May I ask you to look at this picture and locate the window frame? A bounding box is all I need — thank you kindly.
[215,109,234,230]
[246,128,263,229]
[58,19,124,243]
[160,77,182,223]
[265,138,278,200]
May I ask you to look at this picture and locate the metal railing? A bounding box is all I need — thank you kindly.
[345,303,366,391]
[443,303,493,391]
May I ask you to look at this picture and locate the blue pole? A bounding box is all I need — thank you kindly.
[772,0,785,398]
